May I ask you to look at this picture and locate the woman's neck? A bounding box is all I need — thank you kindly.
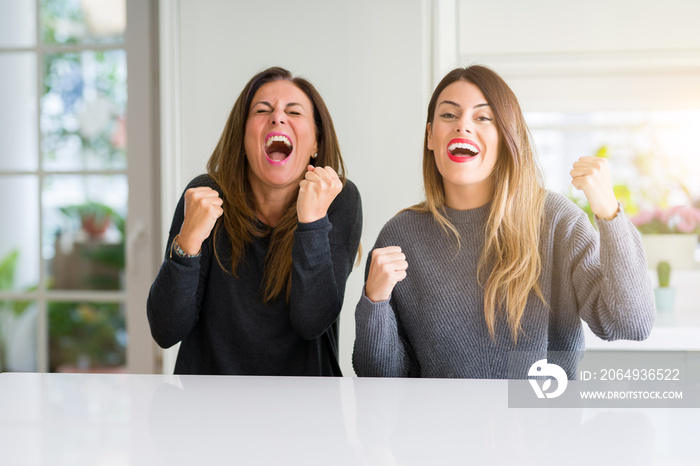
[248,176,296,228]
[443,179,494,210]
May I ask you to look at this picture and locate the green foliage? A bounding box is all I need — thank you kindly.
[41,51,127,168]
[59,202,126,272]
[657,261,672,288]
[40,0,85,45]
[0,249,32,317]
[60,201,117,228]
[594,145,609,159]
[0,249,19,291]
[48,301,126,371]
[0,249,34,372]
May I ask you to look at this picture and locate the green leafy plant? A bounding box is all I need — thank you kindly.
[59,201,126,275]
[0,249,33,372]
[60,201,118,237]
[657,261,672,288]
[48,301,125,372]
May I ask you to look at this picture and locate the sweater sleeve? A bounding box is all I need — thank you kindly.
[352,220,415,377]
[353,288,412,377]
[565,204,656,341]
[146,176,212,348]
[288,180,363,340]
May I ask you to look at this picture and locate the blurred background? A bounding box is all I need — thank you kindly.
[0,0,698,375]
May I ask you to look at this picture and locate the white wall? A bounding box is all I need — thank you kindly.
[162,0,700,373]
[453,0,700,112]
[161,0,431,375]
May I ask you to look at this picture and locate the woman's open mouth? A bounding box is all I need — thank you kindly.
[264,132,293,165]
[447,138,480,163]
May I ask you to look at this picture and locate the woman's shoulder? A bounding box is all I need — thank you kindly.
[185,173,220,192]
[181,174,224,201]
[378,207,431,239]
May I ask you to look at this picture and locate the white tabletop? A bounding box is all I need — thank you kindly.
[0,372,698,466]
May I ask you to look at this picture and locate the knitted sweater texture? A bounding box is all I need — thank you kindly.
[353,191,655,379]
[148,174,362,376]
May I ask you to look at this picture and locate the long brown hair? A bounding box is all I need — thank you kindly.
[206,67,347,302]
[411,65,546,343]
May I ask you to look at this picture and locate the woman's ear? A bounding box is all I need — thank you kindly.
[426,123,433,151]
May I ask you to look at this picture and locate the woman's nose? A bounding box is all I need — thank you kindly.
[455,118,472,133]
[271,109,286,125]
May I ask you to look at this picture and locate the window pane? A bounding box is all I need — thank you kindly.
[0,302,38,373]
[0,176,40,291]
[528,111,700,211]
[43,175,127,291]
[0,0,36,47]
[40,0,125,45]
[0,54,38,171]
[48,301,126,373]
[41,50,127,171]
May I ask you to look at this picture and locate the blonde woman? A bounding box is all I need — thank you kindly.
[353,66,654,379]
[148,67,362,375]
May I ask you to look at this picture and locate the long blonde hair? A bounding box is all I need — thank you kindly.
[206,67,348,302]
[411,65,546,343]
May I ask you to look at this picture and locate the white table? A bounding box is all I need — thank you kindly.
[0,373,698,465]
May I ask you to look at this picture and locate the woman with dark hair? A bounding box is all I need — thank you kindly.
[148,67,362,376]
[353,65,654,379]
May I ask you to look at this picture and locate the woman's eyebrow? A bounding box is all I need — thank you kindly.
[438,100,460,108]
[252,101,305,109]
[438,100,490,109]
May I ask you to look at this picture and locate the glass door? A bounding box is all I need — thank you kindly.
[0,0,158,373]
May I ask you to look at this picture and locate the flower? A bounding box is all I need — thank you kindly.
[632,205,700,234]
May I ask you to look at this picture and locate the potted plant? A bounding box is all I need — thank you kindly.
[632,205,700,270]
[56,202,125,290]
[60,201,118,238]
[654,261,675,312]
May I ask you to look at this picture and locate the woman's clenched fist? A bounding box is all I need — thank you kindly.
[297,165,343,224]
[365,246,409,303]
[177,187,224,254]
[570,156,619,221]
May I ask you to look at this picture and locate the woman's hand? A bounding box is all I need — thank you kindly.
[570,156,619,220]
[178,187,224,254]
[297,165,343,223]
[365,246,408,303]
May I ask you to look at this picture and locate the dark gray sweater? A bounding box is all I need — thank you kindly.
[147,174,362,376]
[353,191,655,379]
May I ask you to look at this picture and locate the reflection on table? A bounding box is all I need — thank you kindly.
[0,373,698,465]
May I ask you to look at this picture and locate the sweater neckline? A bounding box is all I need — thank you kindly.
[442,202,492,225]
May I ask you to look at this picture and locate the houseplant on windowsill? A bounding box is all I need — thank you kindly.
[654,261,675,312]
[631,205,700,270]
[60,202,117,239]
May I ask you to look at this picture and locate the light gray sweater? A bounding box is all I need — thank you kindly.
[353,191,655,379]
